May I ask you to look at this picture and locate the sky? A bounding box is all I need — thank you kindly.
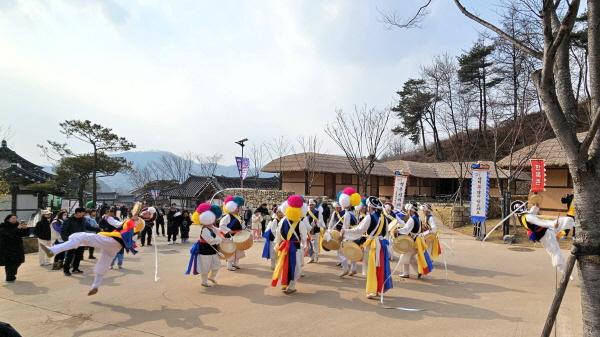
[0,0,500,166]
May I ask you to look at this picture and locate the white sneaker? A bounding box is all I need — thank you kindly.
[167,241,172,245]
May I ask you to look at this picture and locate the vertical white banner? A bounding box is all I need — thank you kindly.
[392,172,408,210]
[470,168,490,224]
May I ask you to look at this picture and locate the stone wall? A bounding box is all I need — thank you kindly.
[225,189,293,208]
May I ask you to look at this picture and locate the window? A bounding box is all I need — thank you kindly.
[408,176,417,185]
[341,174,352,185]
[382,177,394,185]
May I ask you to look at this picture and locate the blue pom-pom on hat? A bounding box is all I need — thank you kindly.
[211,205,223,219]
[233,196,245,207]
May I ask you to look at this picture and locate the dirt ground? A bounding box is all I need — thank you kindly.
[0,226,583,337]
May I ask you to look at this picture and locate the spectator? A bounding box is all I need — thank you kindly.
[99,207,119,232]
[34,210,53,266]
[155,207,165,237]
[0,322,23,337]
[180,210,191,243]
[50,210,68,270]
[110,248,125,270]
[243,206,253,228]
[84,209,100,259]
[140,207,156,247]
[119,205,128,220]
[321,202,331,224]
[167,210,181,244]
[251,210,263,241]
[255,203,269,233]
[0,214,29,282]
[61,208,87,276]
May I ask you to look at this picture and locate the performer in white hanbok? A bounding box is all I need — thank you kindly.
[342,196,392,299]
[40,202,147,296]
[271,195,308,294]
[337,188,362,277]
[218,196,247,271]
[306,199,326,263]
[262,208,284,270]
[397,203,421,279]
[517,195,575,274]
[186,203,223,287]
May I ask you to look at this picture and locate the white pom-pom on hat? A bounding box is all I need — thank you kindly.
[301,203,308,216]
[339,194,350,208]
[199,211,216,225]
[225,201,238,213]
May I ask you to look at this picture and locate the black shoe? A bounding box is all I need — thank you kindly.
[64,271,72,276]
[72,269,83,274]
[88,256,96,260]
[147,244,153,246]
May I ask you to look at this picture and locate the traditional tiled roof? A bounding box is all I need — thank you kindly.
[262,152,394,176]
[383,160,527,180]
[262,152,524,180]
[498,132,587,168]
[0,140,52,184]
[161,175,280,198]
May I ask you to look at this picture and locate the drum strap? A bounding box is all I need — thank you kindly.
[363,215,385,248]
[332,212,343,228]
[286,221,300,242]
[307,210,318,224]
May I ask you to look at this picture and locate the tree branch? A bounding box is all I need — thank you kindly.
[453,0,543,60]
[581,107,600,158]
[379,0,432,29]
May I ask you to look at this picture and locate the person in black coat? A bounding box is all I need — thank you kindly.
[60,208,86,276]
[34,210,53,266]
[0,214,29,282]
[179,210,191,243]
[155,207,166,236]
[167,210,181,244]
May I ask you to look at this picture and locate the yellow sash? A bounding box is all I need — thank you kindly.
[365,215,385,294]
[271,220,300,285]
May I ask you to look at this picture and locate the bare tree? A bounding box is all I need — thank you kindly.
[149,152,194,184]
[381,136,412,160]
[128,166,156,192]
[195,153,223,177]
[248,143,267,185]
[265,136,295,189]
[296,135,323,195]
[325,106,391,195]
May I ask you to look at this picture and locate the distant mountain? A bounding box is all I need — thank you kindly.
[43,150,268,193]
[102,151,251,193]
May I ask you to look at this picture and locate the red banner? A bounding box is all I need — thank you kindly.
[530,159,546,192]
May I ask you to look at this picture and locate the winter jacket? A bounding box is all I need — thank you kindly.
[34,218,52,241]
[0,221,28,266]
[60,216,86,242]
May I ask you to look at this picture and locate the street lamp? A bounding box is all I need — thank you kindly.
[235,138,248,189]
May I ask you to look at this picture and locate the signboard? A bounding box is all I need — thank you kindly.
[235,156,250,180]
[530,159,546,193]
[470,164,490,224]
[150,189,160,200]
[392,172,408,210]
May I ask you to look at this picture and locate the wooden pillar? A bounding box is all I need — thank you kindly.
[304,170,309,195]
[10,184,18,215]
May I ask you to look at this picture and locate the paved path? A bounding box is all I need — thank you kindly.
[0,228,583,337]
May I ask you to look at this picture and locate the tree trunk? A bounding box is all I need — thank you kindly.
[572,170,600,337]
[419,118,428,152]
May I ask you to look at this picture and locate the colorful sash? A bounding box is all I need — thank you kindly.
[415,236,434,275]
[364,214,392,295]
[271,220,299,289]
[430,233,442,259]
[185,241,201,275]
[262,229,273,259]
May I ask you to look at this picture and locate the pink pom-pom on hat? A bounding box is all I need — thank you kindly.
[342,187,356,196]
[287,195,304,208]
[223,195,234,203]
[196,202,211,213]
